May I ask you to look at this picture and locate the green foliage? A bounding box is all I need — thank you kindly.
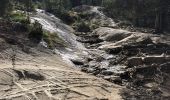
[75,21,91,32]
[43,31,66,49]
[60,11,78,25]
[103,0,159,28]
[0,0,12,17]
[10,11,29,24]
[28,21,43,43]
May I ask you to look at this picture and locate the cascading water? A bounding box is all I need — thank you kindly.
[30,9,87,65]
[30,7,125,80]
[30,9,84,50]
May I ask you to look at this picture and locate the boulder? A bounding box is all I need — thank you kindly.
[127,57,143,67]
[143,56,170,65]
[93,27,132,42]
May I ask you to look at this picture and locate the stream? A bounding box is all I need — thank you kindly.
[30,8,126,84]
[30,6,170,99]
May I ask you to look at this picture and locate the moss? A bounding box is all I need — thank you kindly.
[43,31,66,49]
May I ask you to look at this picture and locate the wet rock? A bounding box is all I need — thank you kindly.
[127,57,143,67]
[77,36,103,44]
[136,36,153,44]
[89,61,98,67]
[101,70,114,76]
[143,56,170,65]
[98,44,122,53]
[81,67,96,73]
[71,59,85,65]
[105,45,123,54]
[144,82,159,88]
[103,76,122,83]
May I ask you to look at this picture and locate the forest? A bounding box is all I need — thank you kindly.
[0,0,170,100]
[0,0,170,32]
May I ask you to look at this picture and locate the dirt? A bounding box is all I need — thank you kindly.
[0,46,122,100]
[0,19,122,100]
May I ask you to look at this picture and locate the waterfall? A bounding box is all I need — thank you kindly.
[30,9,84,50]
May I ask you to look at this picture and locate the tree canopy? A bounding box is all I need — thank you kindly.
[0,0,169,32]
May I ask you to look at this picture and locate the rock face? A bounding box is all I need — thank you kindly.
[98,32,152,51]
[72,6,170,99]
[127,56,170,67]
[127,57,143,67]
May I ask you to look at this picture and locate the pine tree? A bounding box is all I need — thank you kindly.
[0,0,12,17]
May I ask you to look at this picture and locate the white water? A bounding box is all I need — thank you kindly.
[31,9,84,49]
[30,9,87,65]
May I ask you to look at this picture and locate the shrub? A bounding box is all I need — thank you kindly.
[76,21,91,32]
[43,31,66,49]
[28,21,43,43]
[10,11,29,24]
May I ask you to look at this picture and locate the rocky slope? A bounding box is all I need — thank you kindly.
[0,13,122,100]
[0,5,170,100]
[70,5,170,100]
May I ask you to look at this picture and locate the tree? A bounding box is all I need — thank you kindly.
[155,0,169,33]
[0,0,12,17]
[70,0,81,7]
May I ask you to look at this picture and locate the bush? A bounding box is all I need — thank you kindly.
[28,21,43,43]
[76,21,91,32]
[43,31,66,49]
[59,11,78,25]
[10,11,29,24]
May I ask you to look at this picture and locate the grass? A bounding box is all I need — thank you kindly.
[43,31,67,49]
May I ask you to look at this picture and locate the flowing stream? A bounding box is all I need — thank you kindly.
[30,8,126,81]
[30,9,84,50]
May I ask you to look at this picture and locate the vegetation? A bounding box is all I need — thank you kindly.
[28,21,43,43]
[0,0,12,17]
[10,11,29,24]
[0,0,169,40]
[102,0,170,32]
[43,31,66,49]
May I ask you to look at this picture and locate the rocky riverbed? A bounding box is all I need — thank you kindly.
[69,5,170,100]
[2,5,169,100]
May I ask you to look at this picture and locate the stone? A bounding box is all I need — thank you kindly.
[101,70,114,76]
[127,57,143,67]
[93,27,132,42]
[143,56,170,65]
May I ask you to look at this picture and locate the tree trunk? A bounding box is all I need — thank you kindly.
[155,9,163,33]
[155,0,169,33]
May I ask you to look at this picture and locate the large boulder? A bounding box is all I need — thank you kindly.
[98,32,152,51]
[93,27,132,42]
